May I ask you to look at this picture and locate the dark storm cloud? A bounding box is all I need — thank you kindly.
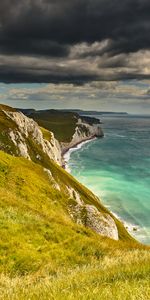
[1,0,150,51]
[0,62,99,84]
[0,38,69,57]
[0,0,150,83]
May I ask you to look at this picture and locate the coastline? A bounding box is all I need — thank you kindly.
[62,136,97,170]
[107,208,140,239]
[63,136,143,243]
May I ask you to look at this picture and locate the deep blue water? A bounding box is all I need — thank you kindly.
[67,115,150,244]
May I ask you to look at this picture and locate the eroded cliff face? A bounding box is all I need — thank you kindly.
[3,110,62,165]
[67,186,118,240]
[1,109,103,166]
[61,118,104,154]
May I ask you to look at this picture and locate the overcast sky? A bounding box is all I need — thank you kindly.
[0,0,150,113]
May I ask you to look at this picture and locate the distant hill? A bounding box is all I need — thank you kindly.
[18,109,102,143]
[55,109,128,116]
[19,107,128,116]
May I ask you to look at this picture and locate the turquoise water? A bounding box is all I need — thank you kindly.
[67,115,150,244]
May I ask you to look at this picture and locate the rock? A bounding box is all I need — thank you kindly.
[133,227,138,231]
[61,118,104,154]
[67,186,83,205]
[85,205,118,240]
[43,168,60,191]
[9,130,30,159]
[3,110,62,165]
[70,204,118,240]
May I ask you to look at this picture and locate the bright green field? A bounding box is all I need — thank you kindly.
[29,110,78,142]
[0,151,149,300]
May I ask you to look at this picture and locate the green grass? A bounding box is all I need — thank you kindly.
[0,104,17,112]
[0,107,19,156]
[29,110,78,142]
[40,127,52,142]
[0,151,149,299]
[0,249,150,300]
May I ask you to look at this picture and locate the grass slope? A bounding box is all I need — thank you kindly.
[0,105,19,156]
[29,110,78,142]
[0,151,150,300]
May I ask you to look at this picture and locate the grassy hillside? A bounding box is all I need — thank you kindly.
[0,105,19,156]
[0,151,149,300]
[29,110,78,142]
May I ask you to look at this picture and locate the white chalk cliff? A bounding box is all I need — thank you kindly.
[3,110,62,164]
[61,118,104,154]
[68,187,118,240]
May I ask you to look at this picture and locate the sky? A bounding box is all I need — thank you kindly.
[0,0,150,113]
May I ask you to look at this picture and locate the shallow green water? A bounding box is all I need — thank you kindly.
[67,115,150,244]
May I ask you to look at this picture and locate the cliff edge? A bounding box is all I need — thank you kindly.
[0,104,133,242]
[61,117,104,155]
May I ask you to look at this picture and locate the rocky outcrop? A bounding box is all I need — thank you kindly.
[67,185,118,241]
[3,110,62,165]
[69,203,118,240]
[43,168,61,191]
[61,118,104,154]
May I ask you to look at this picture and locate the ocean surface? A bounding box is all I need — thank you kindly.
[65,114,150,245]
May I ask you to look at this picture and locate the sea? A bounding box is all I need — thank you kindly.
[64,114,150,245]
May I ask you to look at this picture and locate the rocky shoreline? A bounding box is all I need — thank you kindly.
[62,136,97,169]
[60,118,104,167]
